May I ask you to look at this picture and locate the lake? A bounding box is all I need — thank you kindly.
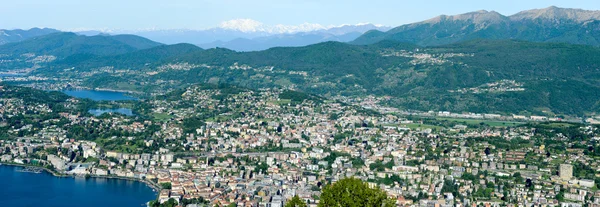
[62,90,138,101]
[89,108,134,116]
[0,165,156,207]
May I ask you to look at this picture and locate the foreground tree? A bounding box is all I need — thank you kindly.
[285,195,307,207]
[318,177,395,207]
[148,198,178,207]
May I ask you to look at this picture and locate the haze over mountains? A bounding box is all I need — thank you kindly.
[127,23,389,51]
[0,20,390,52]
[4,7,600,51]
[354,6,600,46]
[197,23,388,51]
[1,6,600,116]
[68,20,390,51]
[0,28,60,45]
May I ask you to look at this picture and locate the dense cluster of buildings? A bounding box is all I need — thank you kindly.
[1,85,600,207]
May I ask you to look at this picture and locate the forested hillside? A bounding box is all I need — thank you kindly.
[353,7,600,46]
[2,31,600,116]
[0,32,162,57]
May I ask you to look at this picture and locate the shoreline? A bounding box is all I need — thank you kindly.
[0,162,161,195]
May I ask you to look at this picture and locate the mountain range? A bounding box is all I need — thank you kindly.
[1,6,600,116]
[197,32,360,52]
[132,23,389,51]
[197,24,386,51]
[0,28,60,45]
[0,32,162,57]
[353,6,600,46]
[69,22,389,52]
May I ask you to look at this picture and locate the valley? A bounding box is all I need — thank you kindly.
[2,5,600,207]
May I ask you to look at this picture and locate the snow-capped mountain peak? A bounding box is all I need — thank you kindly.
[218,19,328,34]
[62,19,388,36]
[271,23,327,34]
[219,19,266,33]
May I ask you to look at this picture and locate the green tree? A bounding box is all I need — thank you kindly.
[461,173,477,181]
[513,172,523,183]
[149,200,160,207]
[149,198,178,207]
[160,182,172,189]
[163,198,178,207]
[319,177,395,207]
[285,195,307,207]
[556,191,565,202]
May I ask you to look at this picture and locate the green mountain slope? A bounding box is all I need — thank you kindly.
[52,43,202,70]
[177,40,600,115]
[0,28,60,45]
[29,38,600,116]
[0,32,162,57]
[353,7,600,46]
[173,41,414,89]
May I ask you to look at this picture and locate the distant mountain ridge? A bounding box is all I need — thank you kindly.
[0,24,389,52]
[129,23,390,51]
[198,32,364,52]
[353,6,600,46]
[510,6,600,22]
[0,28,60,45]
[0,32,162,57]
[198,24,389,51]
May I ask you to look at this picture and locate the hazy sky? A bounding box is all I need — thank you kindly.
[2,0,599,30]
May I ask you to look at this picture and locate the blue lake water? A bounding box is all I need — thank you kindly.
[89,108,134,116]
[0,165,156,207]
[62,90,138,101]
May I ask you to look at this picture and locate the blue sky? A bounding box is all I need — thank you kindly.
[1,0,599,30]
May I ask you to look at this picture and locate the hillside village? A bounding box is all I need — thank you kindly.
[1,84,600,207]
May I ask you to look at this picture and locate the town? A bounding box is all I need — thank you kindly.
[1,84,600,207]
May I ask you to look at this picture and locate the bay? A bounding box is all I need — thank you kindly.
[0,165,156,207]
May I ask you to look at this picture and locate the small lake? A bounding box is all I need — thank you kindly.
[0,165,156,207]
[62,90,138,101]
[89,108,134,116]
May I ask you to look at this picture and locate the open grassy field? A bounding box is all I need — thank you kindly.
[539,122,576,128]
[152,112,172,121]
[436,118,524,127]
[400,123,443,130]
[271,99,292,105]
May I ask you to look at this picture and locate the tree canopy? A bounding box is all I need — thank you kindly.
[285,195,307,207]
[318,177,395,207]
